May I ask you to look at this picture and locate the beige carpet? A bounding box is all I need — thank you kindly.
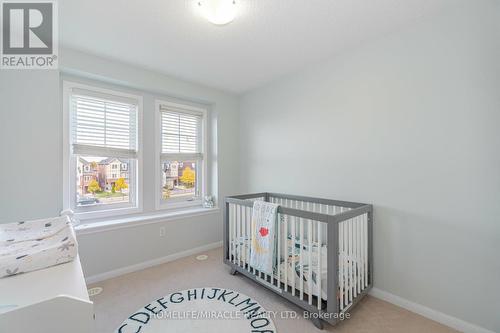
[88,247,458,333]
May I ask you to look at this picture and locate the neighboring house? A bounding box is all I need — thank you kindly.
[76,157,129,195]
[163,161,195,190]
[163,161,179,190]
[98,158,130,191]
[76,157,99,195]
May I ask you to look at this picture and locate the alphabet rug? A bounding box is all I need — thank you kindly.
[116,287,277,333]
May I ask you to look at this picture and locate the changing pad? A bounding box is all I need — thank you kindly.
[0,216,78,278]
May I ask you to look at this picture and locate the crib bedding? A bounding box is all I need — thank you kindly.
[231,236,365,302]
[231,236,328,299]
[249,200,279,274]
[0,216,78,278]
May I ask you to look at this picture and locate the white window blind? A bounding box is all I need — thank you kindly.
[71,89,138,158]
[160,105,202,160]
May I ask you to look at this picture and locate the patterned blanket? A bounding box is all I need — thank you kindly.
[249,200,278,274]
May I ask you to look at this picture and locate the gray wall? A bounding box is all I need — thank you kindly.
[0,71,61,221]
[0,48,240,278]
[239,2,499,331]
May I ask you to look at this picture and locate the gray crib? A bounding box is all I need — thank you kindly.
[224,192,373,329]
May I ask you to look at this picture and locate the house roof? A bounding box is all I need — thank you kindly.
[98,157,128,165]
[79,156,128,165]
[78,157,90,164]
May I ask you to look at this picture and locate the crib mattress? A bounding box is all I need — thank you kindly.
[0,216,78,278]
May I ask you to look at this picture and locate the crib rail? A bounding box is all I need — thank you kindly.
[224,193,373,325]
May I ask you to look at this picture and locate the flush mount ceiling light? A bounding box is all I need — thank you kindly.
[197,0,237,25]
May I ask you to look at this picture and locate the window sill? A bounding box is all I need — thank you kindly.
[156,199,203,211]
[73,206,143,222]
[74,207,220,235]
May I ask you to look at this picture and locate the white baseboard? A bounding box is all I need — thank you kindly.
[85,241,223,285]
[370,288,493,333]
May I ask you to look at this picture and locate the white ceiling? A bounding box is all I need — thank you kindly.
[60,0,459,94]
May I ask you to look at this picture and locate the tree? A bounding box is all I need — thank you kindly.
[87,179,101,194]
[90,161,98,170]
[114,177,128,193]
[180,166,195,188]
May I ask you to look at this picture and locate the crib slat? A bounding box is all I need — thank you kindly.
[244,205,248,269]
[229,203,232,263]
[345,216,350,306]
[232,204,236,265]
[353,216,357,297]
[241,205,245,268]
[362,214,366,289]
[342,207,348,307]
[343,209,349,304]
[364,213,368,288]
[308,219,313,305]
[238,205,243,267]
[316,204,321,242]
[345,214,349,302]
[299,211,304,301]
[284,215,288,292]
[229,203,233,264]
[235,203,238,265]
[317,208,323,310]
[338,208,343,306]
[345,212,350,304]
[338,206,344,307]
[246,206,250,271]
[341,211,346,307]
[349,216,354,301]
[356,216,360,297]
[338,208,344,310]
[361,214,368,289]
[277,199,281,289]
[359,215,362,293]
[244,206,249,273]
[349,215,356,301]
[237,205,241,267]
[240,205,244,268]
[291,214,296,296]
[340,207,344,306]
[237,203,240,266]
[250,205,253,271]
[354,216,360,296]
[303,202,315,304]
[357,215,361,294]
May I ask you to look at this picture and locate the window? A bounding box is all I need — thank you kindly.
[156,100,206,209]
[63,82,142,219]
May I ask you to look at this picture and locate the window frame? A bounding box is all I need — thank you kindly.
[62,81,143,220]
[155,99,208,211]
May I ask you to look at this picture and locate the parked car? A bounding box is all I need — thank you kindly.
[77,196,100,206]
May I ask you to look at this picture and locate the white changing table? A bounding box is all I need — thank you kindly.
[0,255,93,333]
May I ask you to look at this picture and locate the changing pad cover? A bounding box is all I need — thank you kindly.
[0,216,78,278]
